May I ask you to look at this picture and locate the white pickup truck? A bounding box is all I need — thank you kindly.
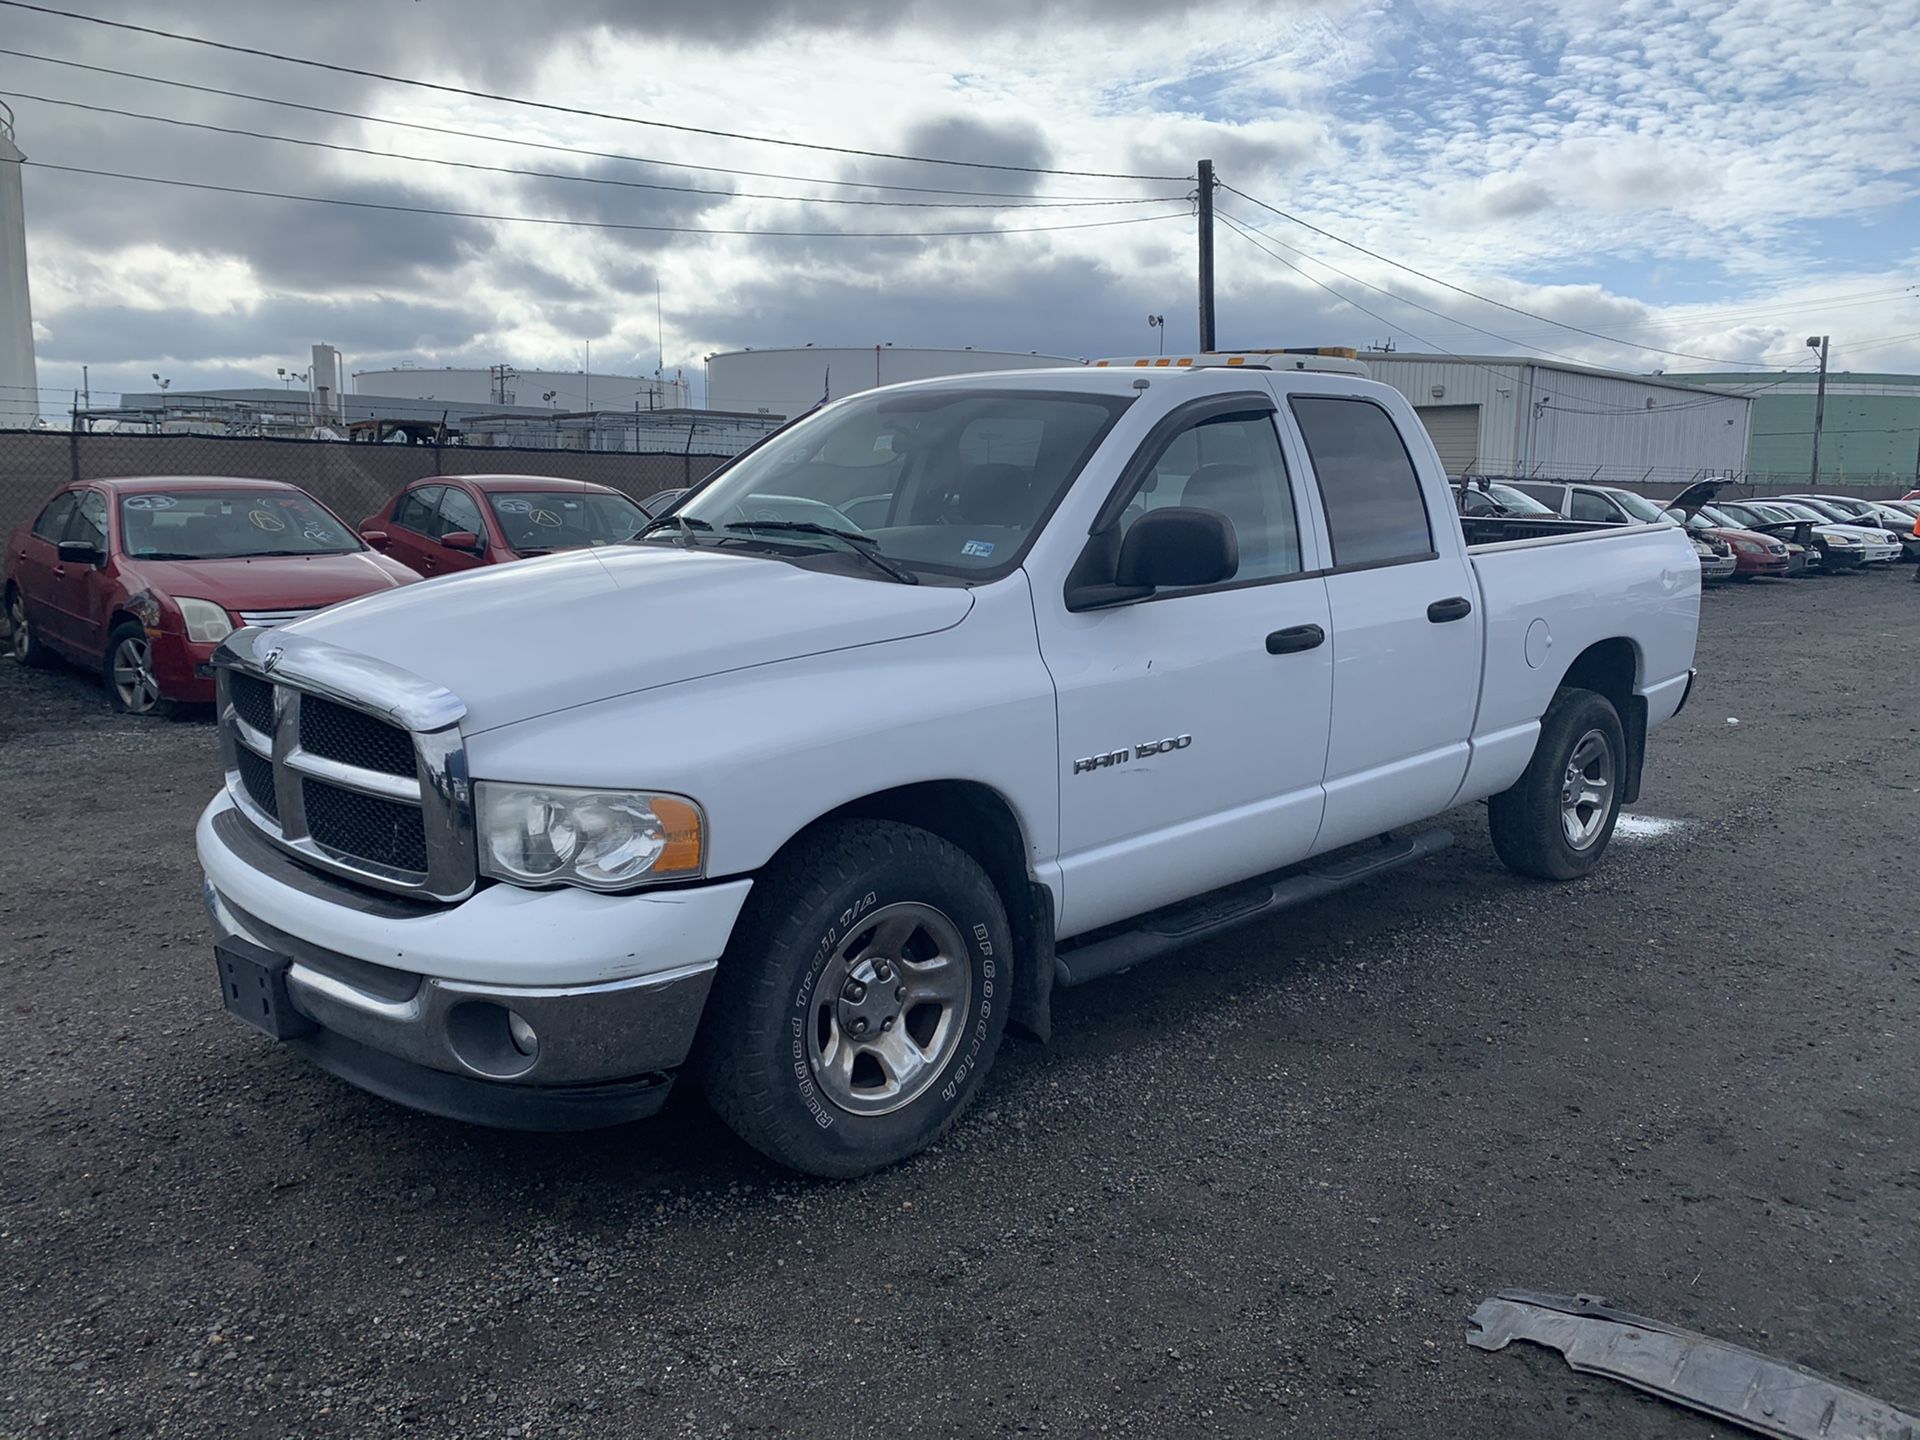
[197,362,1700,1175]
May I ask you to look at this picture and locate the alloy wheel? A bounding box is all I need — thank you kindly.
[111,635,161,713]
[1559,728,1614,850]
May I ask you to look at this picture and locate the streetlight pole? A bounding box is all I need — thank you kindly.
[1806,335,1829,487]
[1147,313,1165,356]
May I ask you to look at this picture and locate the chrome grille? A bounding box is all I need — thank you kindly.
[303,780,429,873]
[213,628,473,902]
[299,696,417,778]
[237,608,317,629]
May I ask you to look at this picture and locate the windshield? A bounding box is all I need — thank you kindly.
[1697,505,1742,528]
[119,490,362,559]
[1460,483,1554,516]
[661,386,1130,579]
[1611,490,1674,524]
[487,490,646,551]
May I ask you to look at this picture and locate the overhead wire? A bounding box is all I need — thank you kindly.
[1222,181,1811,369]
[0,52,1163,203]
[0,90,1185,210]
[4,158,1195,240]
[0,2,1186,180]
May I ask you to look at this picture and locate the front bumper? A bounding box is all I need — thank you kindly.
[197,793,752,1129]
[149,631,219,704]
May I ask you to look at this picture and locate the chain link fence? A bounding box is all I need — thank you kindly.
[0,430,738,550]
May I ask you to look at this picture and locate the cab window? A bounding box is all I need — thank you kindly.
[1569,491,1618,523]
[433,487,484,539]
[71,491,108,549]
[1290,396,1434,567]
[1117,409,1302,584]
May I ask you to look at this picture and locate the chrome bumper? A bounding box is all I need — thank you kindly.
[205,880,716,1125]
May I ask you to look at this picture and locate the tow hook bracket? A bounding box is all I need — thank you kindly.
[1467,1290,1918,1440]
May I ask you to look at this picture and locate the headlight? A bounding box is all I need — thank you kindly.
[176,596,234,644]
[477,783,704,891]
[1828,535,1857,545]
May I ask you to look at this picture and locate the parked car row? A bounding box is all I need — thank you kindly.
[4,473,673,713]
[1453,477,1919,584]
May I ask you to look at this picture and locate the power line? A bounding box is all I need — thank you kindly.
[7,157,1194,239]
[0,54,1158,203]
[1217,208,1601,366]
[1222,181,1805,369]
[0,2,1185,181]
[0,90,1184,211]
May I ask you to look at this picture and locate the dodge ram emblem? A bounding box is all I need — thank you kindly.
[262,647,283,673]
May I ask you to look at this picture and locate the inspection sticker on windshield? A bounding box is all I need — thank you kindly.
[961,539,995,558]
[496,499,532,513]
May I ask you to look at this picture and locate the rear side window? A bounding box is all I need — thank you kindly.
[32,492,77,541]
[1290,396,1433,568]
[393,487,442,532]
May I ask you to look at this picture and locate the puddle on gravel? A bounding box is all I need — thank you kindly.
[1614,814,1688,840]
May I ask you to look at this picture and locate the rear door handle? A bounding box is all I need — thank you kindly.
[1427,596,1472,623]
[1266,623,1325,655]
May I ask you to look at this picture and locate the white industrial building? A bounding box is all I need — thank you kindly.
[354,364,689,412]
[1362,354,1750,485]
[705,345,1080,419]
[0,103,39,430]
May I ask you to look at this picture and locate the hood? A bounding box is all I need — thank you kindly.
[130,549,415,611]
[284,543,975,731]
[1668,478,1733,516]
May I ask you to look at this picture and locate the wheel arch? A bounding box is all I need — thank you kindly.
[1554,637,1646,806]
[782,780,1055,1043]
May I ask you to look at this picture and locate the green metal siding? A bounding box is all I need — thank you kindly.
[1668,372,1920,490]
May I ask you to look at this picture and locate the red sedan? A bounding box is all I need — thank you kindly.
[5,477,419,714]
[359,474,649,576]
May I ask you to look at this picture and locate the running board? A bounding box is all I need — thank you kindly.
[1053,828,1453,988]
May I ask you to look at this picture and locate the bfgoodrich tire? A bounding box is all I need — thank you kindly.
[696,819,1011,1178]
[1488,687,1625,882]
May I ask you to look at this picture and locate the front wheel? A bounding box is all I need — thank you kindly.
[696,819,1010,1177]
[1488,687,1625,881]
[104,621,174,717]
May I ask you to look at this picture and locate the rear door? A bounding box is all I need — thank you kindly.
[1035,393,1335,937]
[1283,393,1484,853]
[12,490,78,650]
[386,485,444,575]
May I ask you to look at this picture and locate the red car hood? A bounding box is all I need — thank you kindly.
[1703,525,1779,547]
[127,550,416,611]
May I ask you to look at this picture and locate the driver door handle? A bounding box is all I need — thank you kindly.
[1266,623,1325,655]
[1427,596,1472,623]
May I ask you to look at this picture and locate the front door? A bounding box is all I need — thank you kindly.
[1283,393,1483,852]
[386,485,444,575]
[60,489,115,657]
[1035,397,1334,939]
[429,485,490,572]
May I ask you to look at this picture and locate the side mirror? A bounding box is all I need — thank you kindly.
[1117,507,1238,589]
[1065,507,1238,611]
[438,530,483,553]
[57,540,104,567]
[360,528,391,550]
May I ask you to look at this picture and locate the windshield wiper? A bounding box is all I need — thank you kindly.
[634,514,715,543]
[722,520,919,584]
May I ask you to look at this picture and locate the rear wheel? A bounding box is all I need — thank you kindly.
[1488,687,1625,881]
[104,621,173,717]
[7,586,54,668]
[697,819,1010,1177]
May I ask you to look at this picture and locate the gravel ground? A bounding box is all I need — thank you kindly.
[2,570,1916,1439]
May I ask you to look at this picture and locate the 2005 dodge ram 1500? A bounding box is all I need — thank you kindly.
[198,360,1700,1175]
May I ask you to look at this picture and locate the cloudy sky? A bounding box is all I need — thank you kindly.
[4,0,1918,416]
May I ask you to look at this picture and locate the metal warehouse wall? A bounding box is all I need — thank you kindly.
[706,347,1079,419]
[0,432,732,555]
[1365,356,1750,485]
[1664,373,1920,490]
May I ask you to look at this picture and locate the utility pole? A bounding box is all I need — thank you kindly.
[1196,158,1216,353]
[1806,334,1829,487]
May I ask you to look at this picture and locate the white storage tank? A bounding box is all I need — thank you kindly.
[0,103,39,430]
[705,345,1082,419]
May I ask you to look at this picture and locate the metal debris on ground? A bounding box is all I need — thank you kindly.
[1467,1290,1919,1440]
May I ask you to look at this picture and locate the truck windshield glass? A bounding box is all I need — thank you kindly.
[663,387,1129,578]
[488,491,647,551]
[119,491,362,559]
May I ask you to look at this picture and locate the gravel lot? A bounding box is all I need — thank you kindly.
[2,570,1916,1439]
